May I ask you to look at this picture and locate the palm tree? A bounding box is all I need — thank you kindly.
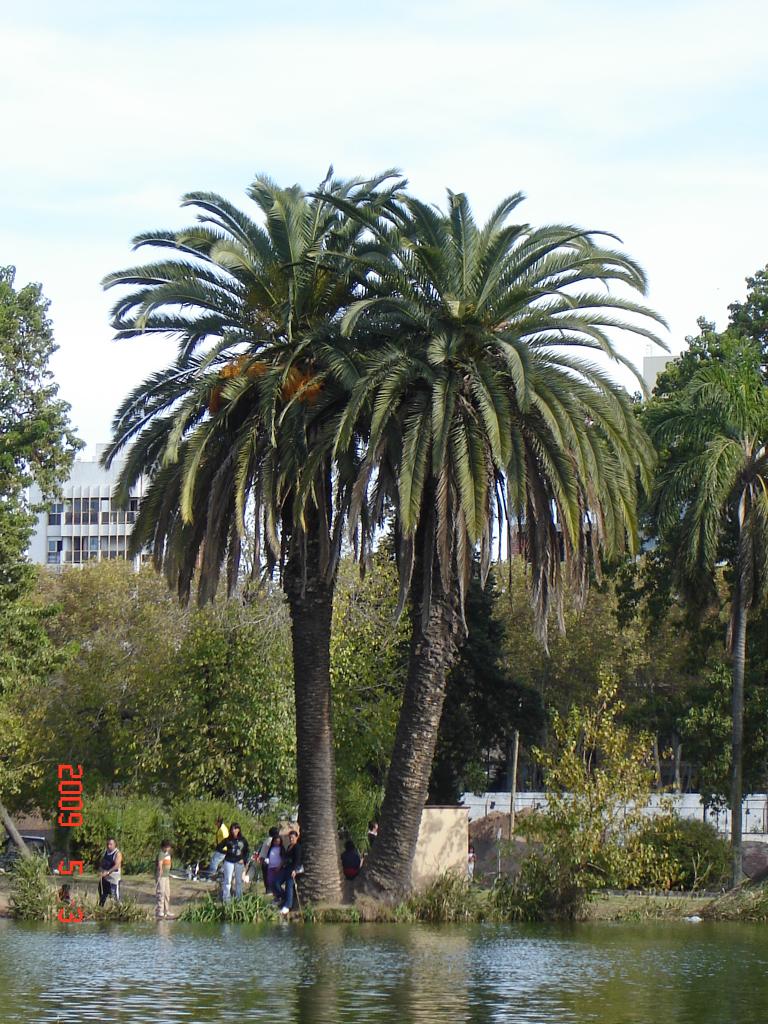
[648,337,768,886]
[335,191,666,900]
[101,170,404,903]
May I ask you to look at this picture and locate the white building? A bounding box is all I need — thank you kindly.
[28,445,147,569]
[642,353,673,394]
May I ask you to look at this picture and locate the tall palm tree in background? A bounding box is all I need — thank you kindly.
[101,170,404,902]
[649,338,768,886]
[336,191,666,900]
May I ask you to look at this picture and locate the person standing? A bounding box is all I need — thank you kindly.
[264,832,285,896]
[98,837,122,905]
[367,821,379,848]
[216,823,249,902]
[155,840,173,920]
[275,830,303,916]
[467,843,477,882]
[258,827,280,892]
[208,818,229,879]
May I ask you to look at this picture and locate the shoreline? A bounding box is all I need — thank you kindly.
[0,871,719,923]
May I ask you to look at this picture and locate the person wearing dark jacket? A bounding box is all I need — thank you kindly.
[216,822,249,902]
[274,830,303,915]
[341,839,362,880]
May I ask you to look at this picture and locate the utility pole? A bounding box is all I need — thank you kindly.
[509,729,519,843]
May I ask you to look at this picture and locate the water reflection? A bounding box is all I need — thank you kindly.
[1,920,767,1023]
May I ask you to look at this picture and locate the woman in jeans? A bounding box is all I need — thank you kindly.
[216,823,249,902]
[264,833,284,897]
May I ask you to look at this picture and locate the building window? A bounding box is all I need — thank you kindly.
[47,539,62,564]
[127,497,140,524]
[48,502,63,527]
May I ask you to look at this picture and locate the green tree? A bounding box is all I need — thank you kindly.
[339,190,665,899]
[652,317,725,399]
[333,552,411,823]
[27,562,295,810]
[429,566,543,803]
[0,266,80,830]
[728,264,768,355]
[513,678,677,919]
[681,663,768,808]
[331,549,409,839]
[100,171,404,902]
[648,338,768,884]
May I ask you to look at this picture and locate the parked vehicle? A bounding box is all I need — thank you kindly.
[0,834,53,872]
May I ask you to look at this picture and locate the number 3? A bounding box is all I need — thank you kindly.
[57,906,84,924]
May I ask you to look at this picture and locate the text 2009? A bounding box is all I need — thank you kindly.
[57,763,84,924]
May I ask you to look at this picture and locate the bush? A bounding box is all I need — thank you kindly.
[514,679,677,919]
[10,856,57,921]
[180,891,277,924]
[86,896,150,922]
[404,873,485,923]
[490,858,586,921]
[71,794,170,873]
[703,880,768,921]
[66,793,271,874]
[169,799,262,867]
[336,775,382,848]
[637,817,730,891]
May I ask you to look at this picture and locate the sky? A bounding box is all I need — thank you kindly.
[2,0,767,451]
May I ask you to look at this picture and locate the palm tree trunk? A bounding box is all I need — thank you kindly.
[730,588,748,888]
[283,518,342,905]
[359,538,462,902]
[0,800,31,858]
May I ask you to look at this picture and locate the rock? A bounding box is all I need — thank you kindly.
[742,841,768,880]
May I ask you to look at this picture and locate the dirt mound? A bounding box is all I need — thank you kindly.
[469,812,531,880]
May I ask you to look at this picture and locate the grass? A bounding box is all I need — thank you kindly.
[0,863,743,926]
[8,857,151,922]
[179,891,279,924]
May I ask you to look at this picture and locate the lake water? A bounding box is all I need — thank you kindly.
[2,919,767,1023]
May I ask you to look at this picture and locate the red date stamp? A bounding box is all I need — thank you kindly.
[56,763,84,923]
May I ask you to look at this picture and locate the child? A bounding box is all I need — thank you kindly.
[155,840,174,920]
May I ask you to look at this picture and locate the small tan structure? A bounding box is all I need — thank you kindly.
[411,805,469,892]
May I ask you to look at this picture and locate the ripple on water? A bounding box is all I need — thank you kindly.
[2,920,768,1024]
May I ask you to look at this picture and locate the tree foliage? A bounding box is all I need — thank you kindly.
[14,561,295,812]
[514,679,678,917]
[429,566,543,803]
[0,266,80,801]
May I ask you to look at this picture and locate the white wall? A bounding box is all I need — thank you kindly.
[462,791,768,836]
